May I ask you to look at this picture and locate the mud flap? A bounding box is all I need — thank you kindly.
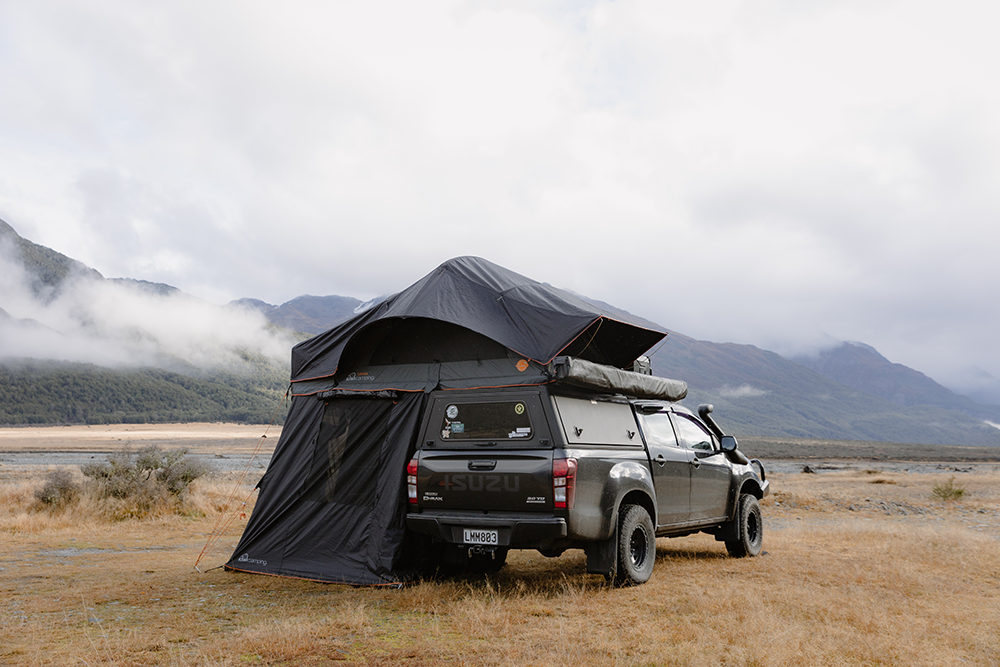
[712,517,739,543]
[585,525,618,581]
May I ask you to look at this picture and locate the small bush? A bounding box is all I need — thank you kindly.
[81,445,210,520]
[35,469,82,508]
[932,476,966,501]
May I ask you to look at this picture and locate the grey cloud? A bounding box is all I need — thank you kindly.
[2,1,1000,403]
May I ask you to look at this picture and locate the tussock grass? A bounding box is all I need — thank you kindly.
[932,476,966,501]
[0,468,250,536]
[1,467,999,665]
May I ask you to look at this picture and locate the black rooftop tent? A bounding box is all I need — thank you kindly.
[226,256,672,585]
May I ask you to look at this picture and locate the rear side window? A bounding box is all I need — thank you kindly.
[440,401,533,440]
[637,411,680,448]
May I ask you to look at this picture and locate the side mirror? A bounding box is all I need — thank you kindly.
[720,435,750,465]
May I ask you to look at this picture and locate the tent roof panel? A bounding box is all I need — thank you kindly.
[291,256,667,383]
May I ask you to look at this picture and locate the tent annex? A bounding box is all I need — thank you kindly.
[226,256,672,585]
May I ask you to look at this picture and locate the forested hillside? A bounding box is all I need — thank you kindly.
[0,359,289,425]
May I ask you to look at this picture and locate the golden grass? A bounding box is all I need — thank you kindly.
[1,468,999,665]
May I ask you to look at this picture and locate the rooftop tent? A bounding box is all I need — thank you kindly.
[290,255,667,386]
[226,257,672,585]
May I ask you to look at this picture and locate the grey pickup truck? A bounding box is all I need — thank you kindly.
[405,359,769,585]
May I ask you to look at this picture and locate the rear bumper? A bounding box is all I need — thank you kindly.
[407,511,567,548]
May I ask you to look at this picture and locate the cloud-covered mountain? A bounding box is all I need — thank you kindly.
[651,333,1000,447]
[0,219,295,423]
[2,217,999,444]
[1,218,296,374]
[230,295,363,335]
[791,342,1000,421]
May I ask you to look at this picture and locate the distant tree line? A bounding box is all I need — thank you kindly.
[0,359,289,425]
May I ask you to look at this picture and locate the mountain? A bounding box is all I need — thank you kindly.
[0,218,102,299]
[650,332,1000,447]
[231,294,362,335]
[108,278,183,298]
[230,298,276,316]
[0,218,294,425]
[791,342,1000,422]
[958,367,1000,407]
[2,216,999,443]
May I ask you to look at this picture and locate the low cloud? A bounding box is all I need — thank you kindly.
[0,242,296,376]
[717,384,770,399]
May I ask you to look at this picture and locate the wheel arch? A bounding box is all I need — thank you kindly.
[596,461,657,539]
[619,489,655,525]
[738,478,764,500]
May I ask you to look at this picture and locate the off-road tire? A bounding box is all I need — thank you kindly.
[725,493,763,557]
[614,504,655,586]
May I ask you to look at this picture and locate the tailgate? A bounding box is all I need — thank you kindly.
[416,450,554,511]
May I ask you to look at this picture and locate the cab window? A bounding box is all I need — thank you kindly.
[670,414,716,452]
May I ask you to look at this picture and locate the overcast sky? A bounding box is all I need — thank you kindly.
[1,0,998,395]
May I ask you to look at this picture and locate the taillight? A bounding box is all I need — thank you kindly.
[407,457,418,505]
[552,457,577,509]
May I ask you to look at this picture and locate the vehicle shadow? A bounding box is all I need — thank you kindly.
[420,540,734,595]
[655,544,730,561]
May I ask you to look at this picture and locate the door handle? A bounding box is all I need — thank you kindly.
[690,459,701,469]
[654,454,666,467]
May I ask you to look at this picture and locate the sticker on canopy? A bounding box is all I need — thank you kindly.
[450,422,465,434]
[514,403,525,415]
[446,405,459,419]
[516,359,529,372]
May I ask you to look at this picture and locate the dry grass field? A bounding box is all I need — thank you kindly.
[2,426,999,666]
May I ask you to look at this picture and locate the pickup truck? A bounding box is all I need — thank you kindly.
[405,380,769,585]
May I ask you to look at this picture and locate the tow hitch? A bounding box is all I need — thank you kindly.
[468,545,500,559]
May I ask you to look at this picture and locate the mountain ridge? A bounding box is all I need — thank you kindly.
[0,218,103,299]
[792,342,1000,422]
[651,332,1000,447]
[1,217,998,444]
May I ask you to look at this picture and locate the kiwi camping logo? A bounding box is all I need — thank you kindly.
[238,553,267,567]
[344,372,375,382]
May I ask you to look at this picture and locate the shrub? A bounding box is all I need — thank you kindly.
[81,445,210,519]
[34,469,82,508]
[932,476,966,501]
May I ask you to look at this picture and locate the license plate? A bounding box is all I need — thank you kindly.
[463,528,498,545]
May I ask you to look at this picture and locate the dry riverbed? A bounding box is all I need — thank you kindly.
[0,423,279,482]
[1,425,999,666]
